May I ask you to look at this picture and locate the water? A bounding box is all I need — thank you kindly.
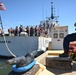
[0,59,12,75]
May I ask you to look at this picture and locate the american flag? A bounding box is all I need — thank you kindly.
[0,2,6,10]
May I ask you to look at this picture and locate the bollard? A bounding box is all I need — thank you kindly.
[8,64,40,75]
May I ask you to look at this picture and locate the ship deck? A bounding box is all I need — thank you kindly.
[35,50,76,75]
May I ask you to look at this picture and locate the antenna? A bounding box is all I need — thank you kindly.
[51,1,54,19]
[46,1,59,22]
[51,2,59,23]
[46,10,47,19]
[46,1,54,20]
[42,4,44,20]
[54,9,59,23]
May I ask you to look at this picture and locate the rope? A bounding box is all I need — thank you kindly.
[3,33,16,57]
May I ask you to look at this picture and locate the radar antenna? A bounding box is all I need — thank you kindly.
[46,1,59,22]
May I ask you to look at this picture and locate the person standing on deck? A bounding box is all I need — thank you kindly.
[30,26,34,36]
[26,26,29,36]
[0,29,2,36]
[35,25,37,36]
[14,26,19,36]
[19,25,23,34]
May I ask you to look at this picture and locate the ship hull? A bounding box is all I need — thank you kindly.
[0,36,51,57]
[0,36,38,57]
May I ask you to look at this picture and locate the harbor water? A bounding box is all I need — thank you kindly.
[0,59,12,75]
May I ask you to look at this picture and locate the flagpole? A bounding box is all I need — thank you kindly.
[0,14,4,32]
[0,1,6,33]
[0,13,4,36]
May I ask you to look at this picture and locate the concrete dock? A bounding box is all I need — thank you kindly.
[35,50,76,75]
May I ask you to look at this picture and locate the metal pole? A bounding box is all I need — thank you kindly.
[0,15,3,29]
[0,15,4,35]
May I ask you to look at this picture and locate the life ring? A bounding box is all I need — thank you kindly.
[12,60,36,72]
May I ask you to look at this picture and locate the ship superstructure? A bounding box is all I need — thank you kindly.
[40,2,59,36]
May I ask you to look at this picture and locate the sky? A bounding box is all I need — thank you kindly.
[0,0,76,33]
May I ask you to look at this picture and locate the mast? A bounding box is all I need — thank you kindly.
[46,1,55,20]
[51,2,54,19]
[0,15,3,30]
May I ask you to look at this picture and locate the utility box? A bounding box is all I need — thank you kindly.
[51,26,68,49]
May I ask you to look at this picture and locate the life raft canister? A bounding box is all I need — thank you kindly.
[12,60,36,72]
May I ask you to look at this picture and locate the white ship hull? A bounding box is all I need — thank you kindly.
[0,36,51,57]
